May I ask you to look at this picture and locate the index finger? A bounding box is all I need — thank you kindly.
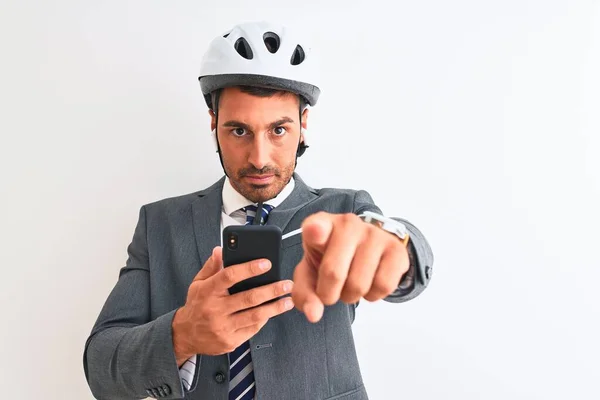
[210,258,272,291]
[292,257,324,323]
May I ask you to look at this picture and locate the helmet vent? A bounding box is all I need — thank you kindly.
[263,32,280,53]
[234,37,253,60]
[290,45,305,65]
[223,32,230,38]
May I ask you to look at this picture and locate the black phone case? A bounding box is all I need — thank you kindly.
[222,225,282,295]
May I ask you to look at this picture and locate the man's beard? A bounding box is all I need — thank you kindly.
[228,161,295,203]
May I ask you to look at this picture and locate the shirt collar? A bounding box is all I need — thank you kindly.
[222,177,295,216]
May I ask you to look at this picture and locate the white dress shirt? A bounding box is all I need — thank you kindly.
[179,177,295,392]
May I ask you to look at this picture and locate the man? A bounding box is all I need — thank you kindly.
[84,22,433,400]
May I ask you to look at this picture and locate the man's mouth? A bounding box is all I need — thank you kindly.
[244,175,275,184]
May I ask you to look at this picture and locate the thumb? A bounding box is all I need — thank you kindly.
[301,213,334,261]
[193,246,223,281]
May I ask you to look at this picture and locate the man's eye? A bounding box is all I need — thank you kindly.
[232,128,246,136]
[274,126,287,136]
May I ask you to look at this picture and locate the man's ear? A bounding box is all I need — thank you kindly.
[301,108,309,131]
[209,109,216,131]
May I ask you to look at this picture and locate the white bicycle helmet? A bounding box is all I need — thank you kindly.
[198,21,321,109]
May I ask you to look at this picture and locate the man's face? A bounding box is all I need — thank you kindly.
[211,87,307,203]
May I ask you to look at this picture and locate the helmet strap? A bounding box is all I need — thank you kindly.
[212,90,229,177]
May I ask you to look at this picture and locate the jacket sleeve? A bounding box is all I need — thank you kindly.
[352,190,434,303]
[83,206,187,400]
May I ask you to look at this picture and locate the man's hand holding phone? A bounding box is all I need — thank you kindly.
[171,247,294,366]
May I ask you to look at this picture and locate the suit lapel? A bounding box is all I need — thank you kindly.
[191,177,225,265]
[267,173,319,234]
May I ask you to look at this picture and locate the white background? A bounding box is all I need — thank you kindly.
[1,1,599,399]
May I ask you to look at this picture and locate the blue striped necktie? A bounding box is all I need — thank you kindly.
[228,203,274,400]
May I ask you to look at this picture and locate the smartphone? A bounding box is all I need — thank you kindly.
[222,225,282,295]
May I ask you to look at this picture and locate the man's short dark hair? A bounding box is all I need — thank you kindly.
[210,85,308,114]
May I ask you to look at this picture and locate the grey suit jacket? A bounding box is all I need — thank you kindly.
[84,174,434,400]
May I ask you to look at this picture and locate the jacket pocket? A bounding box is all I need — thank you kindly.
[324,384,367,400]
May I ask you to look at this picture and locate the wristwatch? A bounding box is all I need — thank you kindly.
[358,211,410,246]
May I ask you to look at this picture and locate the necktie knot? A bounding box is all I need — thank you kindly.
[243,203,274,225]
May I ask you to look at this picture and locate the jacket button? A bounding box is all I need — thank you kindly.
[215,371,226,384]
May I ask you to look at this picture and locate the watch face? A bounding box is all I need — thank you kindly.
[383,220,407,238]
[360,212,408,240]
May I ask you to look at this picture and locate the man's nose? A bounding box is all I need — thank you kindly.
[247,135,270,170]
